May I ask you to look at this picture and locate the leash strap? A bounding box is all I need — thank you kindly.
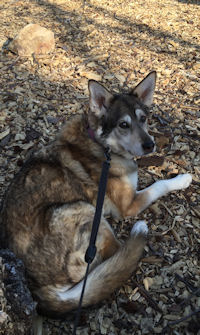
[72,148,111,335]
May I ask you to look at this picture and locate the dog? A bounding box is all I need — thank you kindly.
[0,71,192,317]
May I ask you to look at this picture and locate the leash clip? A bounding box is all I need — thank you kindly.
[85,244,97,264]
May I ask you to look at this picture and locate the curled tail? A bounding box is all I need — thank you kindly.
[36,221,148,317]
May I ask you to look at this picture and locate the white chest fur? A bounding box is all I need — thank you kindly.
[123,171,138,190]
[110,155,138,191]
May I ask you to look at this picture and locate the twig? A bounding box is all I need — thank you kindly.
[132,279,163,314]
[175,273,198,293]
[7,56,20,69]
[180,105,200,111]
[162,308,200,334]
[161,203,173,216]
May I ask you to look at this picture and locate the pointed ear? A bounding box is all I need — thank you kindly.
[132,71,156,107]
[88,80,113,116]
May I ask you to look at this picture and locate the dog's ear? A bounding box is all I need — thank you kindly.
[132,71,156,107]
[88,80,113,117]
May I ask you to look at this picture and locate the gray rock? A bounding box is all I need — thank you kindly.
[8,23,55,56]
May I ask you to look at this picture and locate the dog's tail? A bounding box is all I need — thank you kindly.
[36,221,148,317]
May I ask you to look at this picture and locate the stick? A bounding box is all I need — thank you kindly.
[162,308,200,334]
[175,273,197,293]
[132,279,163,314]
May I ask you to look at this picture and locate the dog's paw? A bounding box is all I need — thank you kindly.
[172,173,192,190]
[131,220,148,236]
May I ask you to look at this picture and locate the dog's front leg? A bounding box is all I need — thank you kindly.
[125,174,192,217]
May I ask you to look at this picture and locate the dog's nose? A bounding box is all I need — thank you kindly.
[142,140,155,153]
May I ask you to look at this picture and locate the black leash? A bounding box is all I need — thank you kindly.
[72,147,111,335]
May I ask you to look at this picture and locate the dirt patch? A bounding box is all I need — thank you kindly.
[0,0,199,334]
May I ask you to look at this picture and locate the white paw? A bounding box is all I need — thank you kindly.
[131,220,148,236]
[172,174,192,190]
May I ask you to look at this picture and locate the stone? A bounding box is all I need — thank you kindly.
[8,24,55,56]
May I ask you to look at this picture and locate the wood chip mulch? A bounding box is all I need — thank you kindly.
[0,0,200,334]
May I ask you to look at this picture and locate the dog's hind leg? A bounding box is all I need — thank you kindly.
[34,220,148,316]
[125,173,192,217]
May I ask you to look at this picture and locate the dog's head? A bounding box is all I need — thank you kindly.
[88,72,156,159]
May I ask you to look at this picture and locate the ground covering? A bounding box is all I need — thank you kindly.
[0,0,200,334]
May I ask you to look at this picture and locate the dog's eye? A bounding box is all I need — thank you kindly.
[119,121,130,129]
[140,115,147,123]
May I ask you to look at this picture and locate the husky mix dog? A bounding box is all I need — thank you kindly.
[0,72,192,316]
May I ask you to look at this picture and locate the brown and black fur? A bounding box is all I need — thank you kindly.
[0,72,192,316]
